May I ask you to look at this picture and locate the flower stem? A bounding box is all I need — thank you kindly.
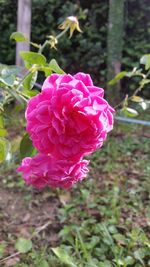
[55,25,70,40]
[38,25,70,54]
[38,40,49,54]
[15,25,70,100]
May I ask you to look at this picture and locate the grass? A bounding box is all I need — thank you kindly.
[0,120,150,266]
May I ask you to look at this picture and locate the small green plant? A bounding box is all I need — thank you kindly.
[109,54,150,117]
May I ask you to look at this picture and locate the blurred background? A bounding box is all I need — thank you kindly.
[1,0,150,87]
[0,1,150,267]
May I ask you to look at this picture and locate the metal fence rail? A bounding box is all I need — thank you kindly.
[115,116,150,126]
[19,76,150,127]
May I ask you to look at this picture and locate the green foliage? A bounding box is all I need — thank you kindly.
[140,54,150,70]
[0,16,79,162]
[0,244,6,259]
[122,107,139,117]
[0,64,21,86]
[123,0,150,72]
[0,123,150,266]
[51,247,76,267]
[1,0,150,87]
[10,31,27,42]
[108,71,127,86]
[109,53,150,116]
[0,138,9,162]
[15,238,33,253]
[23,71,38,92]
[55,126,150,266]
[20,133,37,159]
[49,59,65,74]
[19,51,47,68]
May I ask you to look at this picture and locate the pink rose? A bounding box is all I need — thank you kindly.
[17,154,89,189]
[26,73,114,160]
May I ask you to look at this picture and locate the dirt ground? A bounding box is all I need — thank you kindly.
[0,173,62,257]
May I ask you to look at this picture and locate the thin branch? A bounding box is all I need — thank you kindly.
[0,252,20,264]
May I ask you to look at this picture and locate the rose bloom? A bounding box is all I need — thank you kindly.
[17,154,89,189]
[26,73,114,161]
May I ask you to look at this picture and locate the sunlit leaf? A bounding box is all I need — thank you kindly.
[131,96,143,102]
[139,101,148,110]
[108,71,127,86]
[51,247,76,267]
[0,138,10,162]
[23,88,39,98]
[23,71,38,91]
[20,51,47,68]
[122,107,138,117]
[10,31,27,42]
[140,54,150,70]
[49,59,65,74]
[43,67,52,77]
[0,128,7,137]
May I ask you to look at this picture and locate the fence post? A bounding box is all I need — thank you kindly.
[16,0,32,66]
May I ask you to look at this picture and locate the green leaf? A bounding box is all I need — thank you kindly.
[0,138,10,162]
[122,107,139,117]
[140,54,150,70]
[99,261,112,267]
[10,31,27,42]
[0,75,15,86]
[51,247,76,267]
[23,71,38,91]
[20,51,47,68]
[0,65,21,86]
[0,128,7,137]
[20,133,37,158]
[0,65,21,76]
[139,101,148,110]
[37,260,49,267]
[49,59,65,74]
[0,244,6,259]
[0,116,4,128]
[124,256,135,265]
[134,249,145,266]
[15,238,32,253]
[140,78,150,87]
[5,87,24,104]
[108,71,127,86]
[131,96,143,102]
[23,88,39,98]
[43,67,52,77]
